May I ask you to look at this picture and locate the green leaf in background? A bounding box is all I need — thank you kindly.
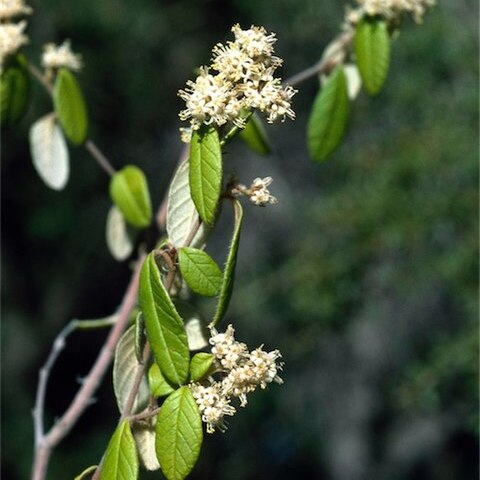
[189,126,222,225]
[166,158,209,248]
[29,113,70,190]
[239,113,272,155]
[307,66,349,163]
[109,165,152,228]
[113,325,150,415]
[100,420,138,480]
[178,247,222,297]
[156,386,203,480]
[105,205,134,261]
[190,353,214,382]
[1,54,30,127]
[148,363,175,398]
[74,465,97,480]
[139,253,190,385]
[132,419,161,472]
[53,67,88,145]
[212,199,243,326]
[355,18,390,96]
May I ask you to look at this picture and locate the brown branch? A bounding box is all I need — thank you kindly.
[31,254,145,480]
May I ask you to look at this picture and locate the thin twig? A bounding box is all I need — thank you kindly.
[31,254,145,480]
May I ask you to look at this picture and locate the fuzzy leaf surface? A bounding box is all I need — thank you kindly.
[106,205,134,261]
[355,18,390,95]
[139,253,190,385]
[189,126,222,225]
[29,113,69,190]
[156,386,203,480]
[110,165,152,228]
[113,325,150,414]
[100,420,138,480]
[148,363,175,398]
[307,66,349,163]
[53,68,88,145]
[166,158,209,248]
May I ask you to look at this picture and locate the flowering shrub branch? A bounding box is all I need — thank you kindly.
[1,0,437,478]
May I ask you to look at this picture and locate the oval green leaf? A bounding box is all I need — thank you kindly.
[109,165,152,228]
[106,205,134,261]
[166,158,209,248]
[156,386,203,480]
[189,126,222,226]
[139,253,190,385]
[1,54,30,127]
[113,325,150,415]
[239,113,271,156]
[100,420,138,480]
[148,363,175,398]
[178,247,222,297]
[29,113,70,190]
[190,353,214,382]
[212,199,243,327]
[307,66,349,163]
[53,67,88,145]
[355,18,390,96]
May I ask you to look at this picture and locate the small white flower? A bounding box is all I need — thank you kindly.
[0,0,31,20]
[249,176,278,207]
[353,0,436,23]
[41,40,83,71]
[0,20,28,71]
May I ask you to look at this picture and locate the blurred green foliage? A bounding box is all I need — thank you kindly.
[2,0,478,479]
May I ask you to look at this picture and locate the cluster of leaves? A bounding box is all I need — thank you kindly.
[307,16,390,162]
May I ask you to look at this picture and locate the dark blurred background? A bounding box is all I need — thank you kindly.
[2,0,478,479]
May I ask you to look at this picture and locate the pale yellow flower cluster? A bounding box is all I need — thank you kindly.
[41,40,82,72]
[0,0,31,72]
[190,324,283,433]
[179,24,296,137]
[349,0,436,24]
[232,176,278,207]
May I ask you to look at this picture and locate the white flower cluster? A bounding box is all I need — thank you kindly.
[190,324,283,433]
[41,40,82,72]
[232,176,278,207]
[0,0,31,72]
[178,24,296,136]
[348,0,436,24]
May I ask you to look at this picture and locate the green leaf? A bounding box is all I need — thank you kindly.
[1,54,30,127]
[167,158,209,248]
[100,420,138,480]
[178,247,222,297]
[74,465,97,480]
[148,363,175,398]
[189,126,222,225]
[307,66,349,163]
[355,18,390,96]
[53,68,88,145]
[212,199,243,326]
[156,387,203,480]
[29,113,70,190]
[239,113,271,155]
[109,165,152,228]
[106,205,134,261]
[134,312,146,364]
[113,325,150,415]
[190,353,214,382]
[132,419,160,471]
[139,253,190,385]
